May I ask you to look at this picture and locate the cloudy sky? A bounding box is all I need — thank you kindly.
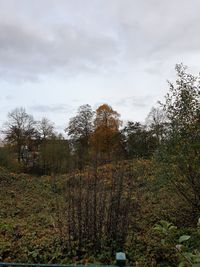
[0,0,200,133]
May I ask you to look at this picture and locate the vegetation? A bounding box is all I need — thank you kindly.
[0,64,199,266]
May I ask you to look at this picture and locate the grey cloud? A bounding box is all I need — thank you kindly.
[5,95,14,100]
[0,0,200,82]
[116,95,154,109]
[107,0,200,61]
[29,104,74,113]
[0,20,118,82]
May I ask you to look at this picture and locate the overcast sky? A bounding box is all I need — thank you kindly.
[0,0,200,134]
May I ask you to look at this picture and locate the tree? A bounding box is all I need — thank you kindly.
[146,107,167,145]
[3,107,36,163]
[123,121,157,158]
[37,117,55,141]
[39,133,71,175]
[66,104,94,169]
[157,64,200,220]
[91,104,123,163]
[94,104,121,130]
[35,117,56,174]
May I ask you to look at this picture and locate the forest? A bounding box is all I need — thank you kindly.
[0,64,200,266]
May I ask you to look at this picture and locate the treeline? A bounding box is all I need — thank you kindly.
[1,97,164,174]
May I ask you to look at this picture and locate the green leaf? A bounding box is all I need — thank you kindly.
[160,220,172,229]
[178,261,185,267]
[192,254,200,263]
[179,235,191,243]
[161,239,165,245]
[169,225,177,231]
[153,225,163,232]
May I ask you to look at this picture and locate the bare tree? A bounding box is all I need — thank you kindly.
[3,107,36,162]
[146,106,167,144]
[37,117,55,140]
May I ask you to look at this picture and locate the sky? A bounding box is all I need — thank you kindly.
[1,0,200,134]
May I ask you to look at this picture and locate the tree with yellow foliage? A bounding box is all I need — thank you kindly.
[91,104,123,164]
